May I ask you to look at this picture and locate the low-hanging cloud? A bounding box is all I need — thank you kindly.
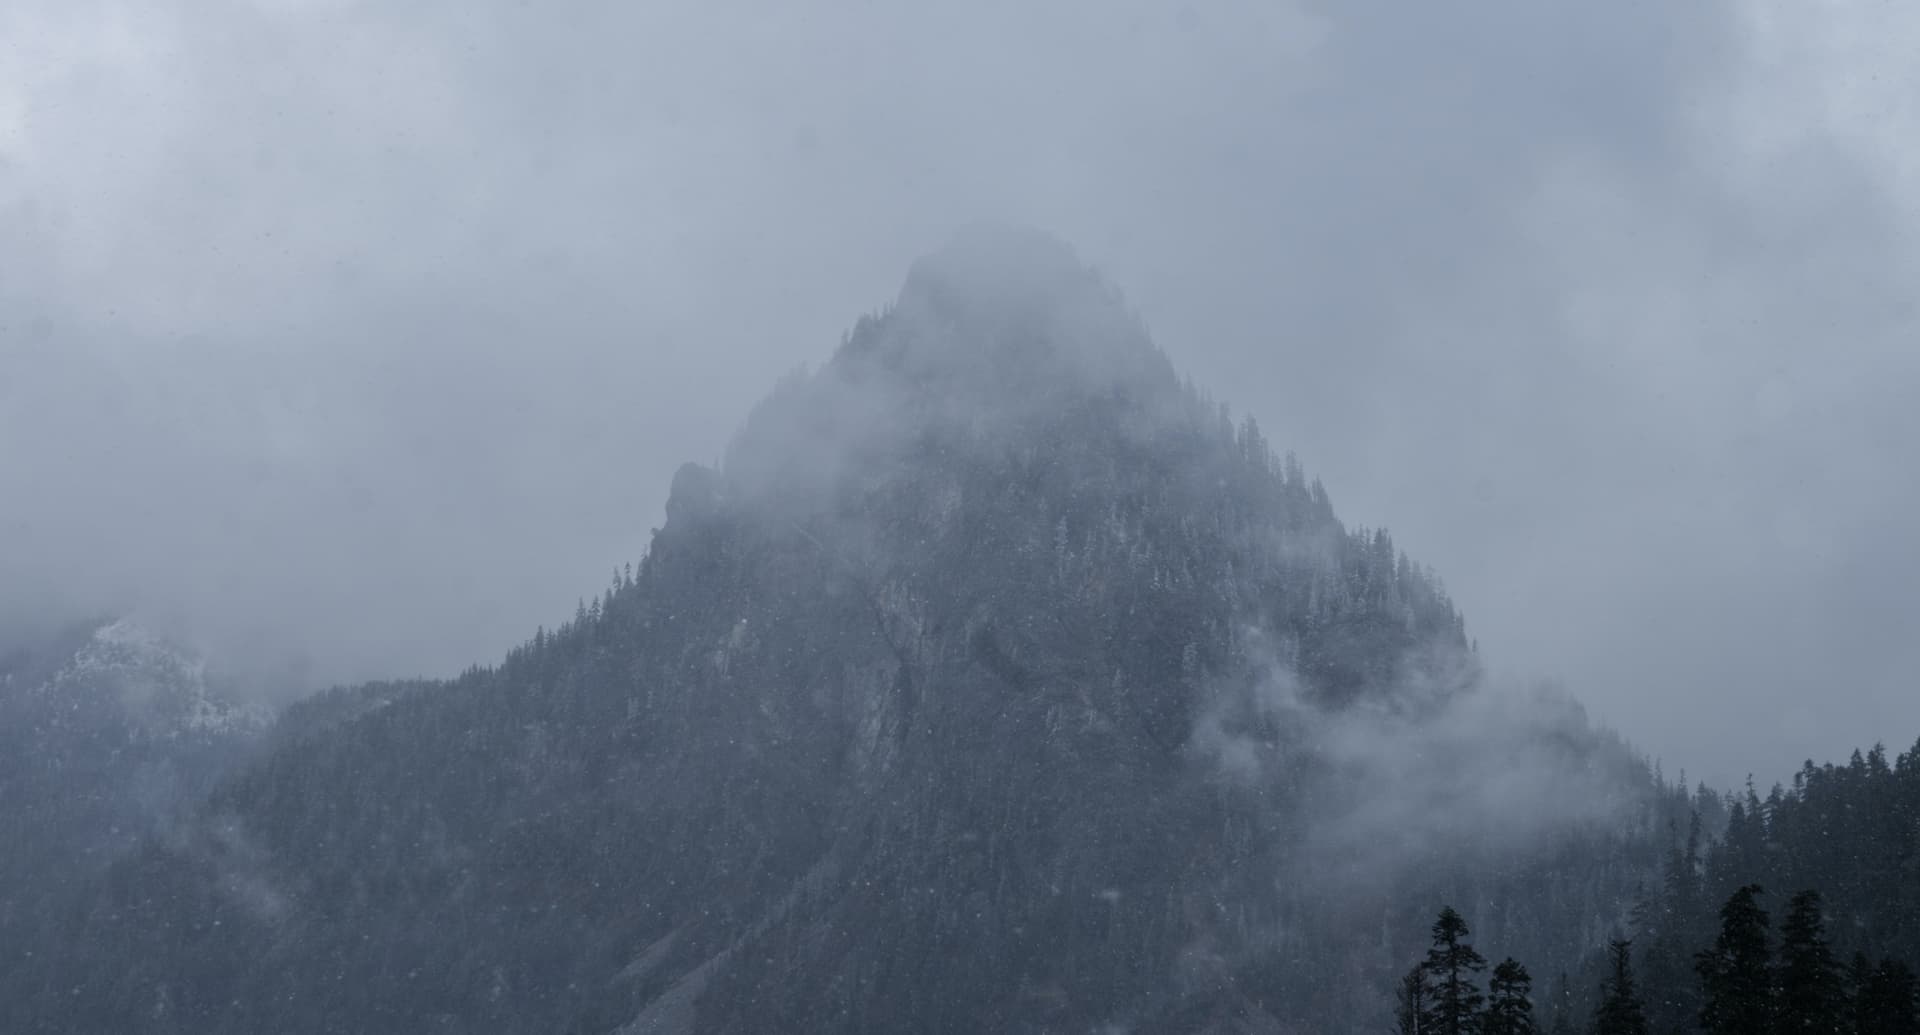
[1191,622,1649,900]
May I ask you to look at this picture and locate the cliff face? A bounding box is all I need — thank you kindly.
[17,230,1661,1035]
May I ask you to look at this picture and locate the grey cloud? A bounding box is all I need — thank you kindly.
[3,0,1917,781]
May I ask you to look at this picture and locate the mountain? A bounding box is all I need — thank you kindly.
[0,619,268,957]
[11,228,1679,1033]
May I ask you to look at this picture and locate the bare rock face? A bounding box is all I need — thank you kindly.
[664,462,724,526]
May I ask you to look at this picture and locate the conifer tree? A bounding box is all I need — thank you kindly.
[1776,889,1844,1031]
[1396,965,1430,1035]
[1697,884,1776,1035]
[1592,939,1649,1035]
[1483,958,1538,1035]
[1664,810,1703,922]
[1421,907,1487,1035]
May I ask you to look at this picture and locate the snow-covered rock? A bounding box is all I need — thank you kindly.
[28,618,270,742]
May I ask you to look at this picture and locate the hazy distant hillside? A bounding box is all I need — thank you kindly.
[10,230,1684,1034]
[0,619,267,960]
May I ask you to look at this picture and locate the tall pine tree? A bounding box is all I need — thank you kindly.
[1397,965,1430,1035]
[1642,810,1708,1032]
[1483,958,1539,1035]
[1776,889,1844,1031]
[1422,907,1488,1035]
[1697,884,1776,1035]
[1592,939,1649,1035]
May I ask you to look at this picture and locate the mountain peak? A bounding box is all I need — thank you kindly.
[724,229,1178,510]
[836,225,1168,399]
[897,223,1099,320]
[17,236,1513,1034]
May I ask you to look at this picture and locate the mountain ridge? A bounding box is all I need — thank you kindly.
[10,230,1671,1034]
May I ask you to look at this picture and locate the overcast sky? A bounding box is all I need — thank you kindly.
[4,0,1917,786]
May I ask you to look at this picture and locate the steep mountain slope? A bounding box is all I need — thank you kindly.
[16,228,1673,1033]
[0,619,268,955]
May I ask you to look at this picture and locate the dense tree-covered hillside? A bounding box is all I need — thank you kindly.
[1627,740,1920,1031]
[0,620,265,976]
[9,229,1688,1033]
